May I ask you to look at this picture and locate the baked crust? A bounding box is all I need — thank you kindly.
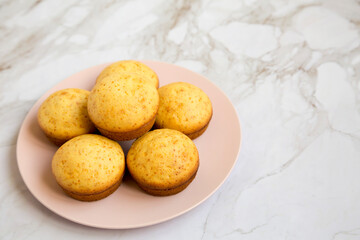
[96,60,159,88]
[87,74,159,140]
[52,134,125,201]
[37,88,96,145]
[154,82,212,139]
[127,129,199,196]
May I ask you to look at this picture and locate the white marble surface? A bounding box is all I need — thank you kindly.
[1,0,360,239]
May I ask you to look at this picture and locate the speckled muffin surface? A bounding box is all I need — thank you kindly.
[154,82,212,139]
[37,88,96,146]
[126,129,199,196]
[52,134,125,201]
[87,73,159,141]
[96,60,159,88]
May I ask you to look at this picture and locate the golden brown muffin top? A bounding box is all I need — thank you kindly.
[96,60,159,88]
[37,88,95,141]
[155,82,212,135]
[88,73,159,132]
[52,134,125,194]
[127,129,199,190]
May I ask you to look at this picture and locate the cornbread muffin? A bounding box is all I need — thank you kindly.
[88,73,159,141]
[37,88,96,146]
[154,82,212,139]
[96,60,159,88]
[127,129,199,196]
[52,134,125,201]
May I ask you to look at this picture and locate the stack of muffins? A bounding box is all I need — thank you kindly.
[38,60,212,201]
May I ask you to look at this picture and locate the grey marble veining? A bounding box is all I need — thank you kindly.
[1,0,360,239]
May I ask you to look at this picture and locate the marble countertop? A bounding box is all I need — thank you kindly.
[1,0,360,239]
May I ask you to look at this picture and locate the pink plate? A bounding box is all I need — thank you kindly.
[16,60,241,229]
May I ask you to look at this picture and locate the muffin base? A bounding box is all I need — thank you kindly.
[60,179,122,202]
[135,171,198,196]
[96,116,156,141]
[42,129,97,146]
[154,111,212,140]
[46,135,68,146]
[186,121,210,140]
